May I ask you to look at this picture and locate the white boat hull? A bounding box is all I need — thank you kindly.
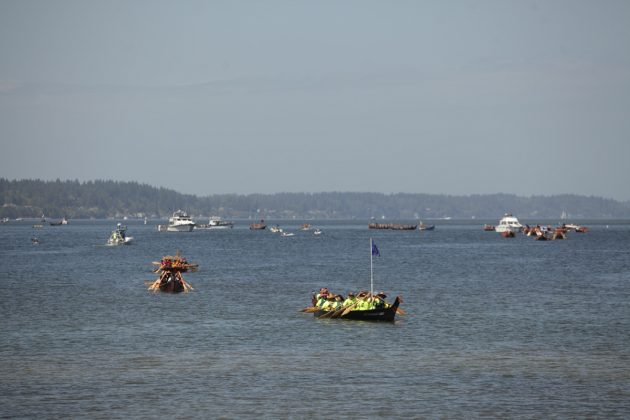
[167,224,195,232]
[495,213,523,233]
[494,225,520,233]
[107,236,133,246]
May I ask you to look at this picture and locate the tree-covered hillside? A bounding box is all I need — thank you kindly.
[1,178,629,219]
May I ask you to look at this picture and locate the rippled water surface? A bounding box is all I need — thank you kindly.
[1,220,629,418]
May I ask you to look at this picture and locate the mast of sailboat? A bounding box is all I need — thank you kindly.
[370,237,374,295]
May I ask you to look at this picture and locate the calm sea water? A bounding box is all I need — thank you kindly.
[1,219,629,418]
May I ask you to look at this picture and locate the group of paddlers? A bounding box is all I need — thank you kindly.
[522,224,570,240]
[147,253,198,293]
[311,288,392,311]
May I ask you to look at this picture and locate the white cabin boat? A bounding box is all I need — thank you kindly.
[196,216,234,230]
[495,213,523,233]
[167,210,196,232]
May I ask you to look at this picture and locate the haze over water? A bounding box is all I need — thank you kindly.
[2,1,630,200]
[1,219,629,417]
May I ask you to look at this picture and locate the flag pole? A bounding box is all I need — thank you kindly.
[370,237,374,295]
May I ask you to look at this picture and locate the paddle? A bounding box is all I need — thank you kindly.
[319,309,337,318]
[300,307,319,313]
[396,308,406,315]
[329,307,347,318]
[341,304,357,316]
[341,304,356,316]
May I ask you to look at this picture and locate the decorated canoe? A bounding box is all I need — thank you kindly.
[312,296,401,322]
[368,222,417,230]
[147,252,196,293]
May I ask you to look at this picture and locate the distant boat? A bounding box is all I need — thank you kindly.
[561,223,589,233]
[196,216,234,230]
[281,231,294,237]
[250,220,266,230]
[313,228,322,235]
[368,222,417,231]
[106,223,133,246]
[483,224,495,231]
[49,217,68,226]
[166,210,195,232]
[418,222,435,231]
[494,213,522,234]
[270,225,283,233]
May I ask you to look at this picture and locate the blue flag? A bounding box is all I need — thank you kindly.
[371,241,380,257]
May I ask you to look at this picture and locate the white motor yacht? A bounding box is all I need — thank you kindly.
[495,213,523,233]
[167,210,196,232]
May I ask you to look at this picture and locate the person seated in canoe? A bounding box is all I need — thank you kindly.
[375,292,388,309]
[342,292,356,308]
[313,288,329,307]
[353,292,372,310]
[315,289,330,307]
[321,294,337,311]
[333,294,344,310]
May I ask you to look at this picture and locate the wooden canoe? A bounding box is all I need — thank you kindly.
[312,296,401,322]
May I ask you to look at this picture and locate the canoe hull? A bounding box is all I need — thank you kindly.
[313,296,401,322]
[158,275,185,293]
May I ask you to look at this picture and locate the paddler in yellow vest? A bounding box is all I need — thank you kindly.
[333,294,344,310]
[315,287,328,300]
[355,292,370,310]
[315,288,329,307]
[321,294,336,311]
[342,292,356,308]
[376,292,388,308]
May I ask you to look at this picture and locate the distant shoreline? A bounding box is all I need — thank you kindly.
[2,178,630,220]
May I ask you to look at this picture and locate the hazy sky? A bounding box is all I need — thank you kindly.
[1,0,629,200]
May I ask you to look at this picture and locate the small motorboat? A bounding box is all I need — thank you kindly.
[313,228,322,235]
[107,223,133,245]
[281,231,294,237]
[196,216,234,230]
